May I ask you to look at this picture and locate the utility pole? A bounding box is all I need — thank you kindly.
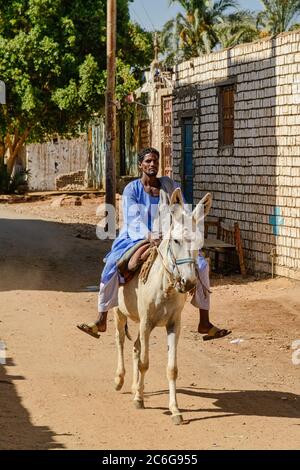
[0,80,6,105]
[0,80,6,166]
[105,0,117,209]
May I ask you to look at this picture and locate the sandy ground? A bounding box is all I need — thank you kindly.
[0,196,299,450]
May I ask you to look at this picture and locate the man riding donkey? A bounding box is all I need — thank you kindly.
[77,147,231,340]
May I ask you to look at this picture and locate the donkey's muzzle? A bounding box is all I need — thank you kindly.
[176,278,196,293]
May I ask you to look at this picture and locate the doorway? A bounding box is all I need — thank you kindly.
[182,117,193,205]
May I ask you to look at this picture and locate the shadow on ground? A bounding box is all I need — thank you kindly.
[0,216,111,292]
[0,358,65,449]
[144,387,300,423]
[0,216,259,293]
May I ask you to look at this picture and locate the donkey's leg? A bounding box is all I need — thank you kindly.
[166,321,183,425]
[132,334,141,396]
[114,308,127,391]
[133,323,151,409]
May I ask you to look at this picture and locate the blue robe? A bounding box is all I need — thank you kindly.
[101,177,207,284]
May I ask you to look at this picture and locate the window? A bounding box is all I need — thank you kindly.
[219,85,235,146]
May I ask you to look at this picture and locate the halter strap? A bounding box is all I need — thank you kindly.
[156,240,196,288]
[155,246,176,286]
[175,258,195,266]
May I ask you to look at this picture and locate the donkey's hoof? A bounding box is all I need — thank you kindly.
[114,378,124,391]
[172,414,183,425]
[134,400,145,409]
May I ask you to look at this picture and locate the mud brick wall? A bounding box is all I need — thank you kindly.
[172,31,300,279]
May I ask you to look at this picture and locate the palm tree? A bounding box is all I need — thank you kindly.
[289,22,300,31]
[217,10,260,49]
[160,0,238,64]
[257,0,300,34]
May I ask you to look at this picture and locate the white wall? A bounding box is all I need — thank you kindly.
[27,135,88,191]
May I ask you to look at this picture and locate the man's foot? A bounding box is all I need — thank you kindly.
[95,312,108,332]
[77,323,101,339]
[198,323,231,341]
[77,312,108,339]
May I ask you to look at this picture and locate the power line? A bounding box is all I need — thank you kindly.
[140,0,157,31]
[131,6,149,31]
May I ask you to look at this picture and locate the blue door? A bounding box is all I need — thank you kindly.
[182,118,193,205]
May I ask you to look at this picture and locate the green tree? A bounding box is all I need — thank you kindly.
[257,0,300,34]
[160,0,238,64]
[118,22,153,81]
[0,0,152,175]
[217,10,260,49]
[289,22,300,31]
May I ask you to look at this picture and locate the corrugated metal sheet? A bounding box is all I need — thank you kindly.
[90,112,139,182]
[86,117,105,189]
[124,111,138,176]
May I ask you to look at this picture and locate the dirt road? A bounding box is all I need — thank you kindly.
[0,201,299,450]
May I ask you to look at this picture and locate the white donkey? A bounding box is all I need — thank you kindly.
[114,188,212,424]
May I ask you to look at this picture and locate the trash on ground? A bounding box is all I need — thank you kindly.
[230,338,244,344]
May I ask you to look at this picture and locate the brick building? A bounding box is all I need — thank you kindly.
[172,30,300,279]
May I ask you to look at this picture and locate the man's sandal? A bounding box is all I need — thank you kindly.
[203,326,231,341]
[77,323,101,339]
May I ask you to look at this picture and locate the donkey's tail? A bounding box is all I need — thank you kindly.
[125,321,132,341]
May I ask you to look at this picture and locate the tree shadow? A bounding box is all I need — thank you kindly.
[144,387,300,423]
[0,357,65,449]
[0,216,112,292]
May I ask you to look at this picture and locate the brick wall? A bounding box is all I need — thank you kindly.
[172,31,300,279]
[56,170,86,190]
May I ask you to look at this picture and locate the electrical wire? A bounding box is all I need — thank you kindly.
[131,5,149,31]
[140,0,157,31]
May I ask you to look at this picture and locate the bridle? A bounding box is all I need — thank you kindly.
[156,236,196,289]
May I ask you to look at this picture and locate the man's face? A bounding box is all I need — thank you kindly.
[139,152,159,177]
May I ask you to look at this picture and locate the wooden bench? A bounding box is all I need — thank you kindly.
[203,218,246,276]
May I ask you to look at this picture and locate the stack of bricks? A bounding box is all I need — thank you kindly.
[172,30,300,279]
[56,170,86,190]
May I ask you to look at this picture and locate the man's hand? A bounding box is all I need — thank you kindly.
[148,232,161,246]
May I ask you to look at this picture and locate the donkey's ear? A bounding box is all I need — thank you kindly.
[159,189,170,206]
[170,187,184,206]
[169,187,184,221]
[192,193,212,224]
[201,193,212,216]
[153,190,171,238]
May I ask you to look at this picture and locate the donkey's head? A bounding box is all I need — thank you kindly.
[157,188,212,293]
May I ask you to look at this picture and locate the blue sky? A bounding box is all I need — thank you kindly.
[129,0,263,31]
